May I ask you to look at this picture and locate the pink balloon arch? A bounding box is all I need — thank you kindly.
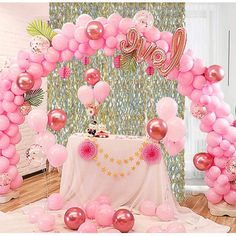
[0,12,236,206]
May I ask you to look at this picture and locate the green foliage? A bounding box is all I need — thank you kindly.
[27,19,56,41]
[120,52,137,73]
[24,89,44,107]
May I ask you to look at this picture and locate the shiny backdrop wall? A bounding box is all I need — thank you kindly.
[48,2,185,201]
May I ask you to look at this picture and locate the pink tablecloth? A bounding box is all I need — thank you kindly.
[60,133,230,233]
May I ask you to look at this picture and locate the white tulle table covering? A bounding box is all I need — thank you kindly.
[59,133,230,233]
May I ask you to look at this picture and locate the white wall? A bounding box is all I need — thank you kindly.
[0,3,49,176]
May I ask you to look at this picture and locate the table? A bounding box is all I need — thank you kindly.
[60,133,229,233]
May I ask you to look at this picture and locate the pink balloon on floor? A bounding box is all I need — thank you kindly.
[139,200,156,216]
[156,203,174,221]
[78,221,97,233]
[47,193,64,210]
[96,195,111,205]
[95,204,114,227]
[167,222,186,233]
[28,206,45,223]
[85,201,99,219]
[146,225,163,233]
[38,214,55,232]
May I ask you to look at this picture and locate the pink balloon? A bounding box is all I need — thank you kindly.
[47,193,64,210]
[68,39,79,52]
[177,84,193,97]
[213,118,230,135]
[0,156,10,173]
[191,58,206,75]
[193,75,207,89]
[52,34,68,51]
[95,205,114,227]
[38,214,55,232]
[107,13,122,28]
[146,226,163,233]
[216,174,229,185]
[5,124,19,137]
[166,117,185,142]
[27,108,48,133]
[7,109,25,125]
[29,53,44,63]
[28,206,44,223]
[0,79,12,92]
[215,102,231,118]
[0,115,10,131]
[14,95,24,106]
[2,144,16,158]
[214,182,230,195]
[224,190,236,205]
[61,49,74,62]
[119,18,134,34]
[103,24,117,38]
[206,188,223,204]
[42,60,56,73]
[93,81,110,103]
[77,85,94,105]
[44,47,60,63]
[106,36,117,48]
[156,97,178,120]
[27,63,43,79]
[206,131,222,147]
[78,221,97,233]
[167,222,186,233]
[178,72,193,86]
[220,140,230,150]
[96,195,111,205]
[201,112,216,126]
[74,27,89,43]
[89,38,105,50]
[167,68,179,81]
[10,174,23,190]
[9,152,20,165]
[139,200,156,216]
[103,47,115,56]
[85,201,99,219]
[7,165,18,180]
[76,14,93,27]
[35,131,56,154]
[204,176,214,188]
[144,26,160,42]
[164,138,185,156]
[160,31,173,46]
[190,89,202,104]
[3,91,14,102]
[47,144,67,167]
[62,22,76,39]
[2,100,17,113]
[10,131,22,145]
[179,54,194,72]
[226,127,236,142]
[0,132,10,149]
[156,203,174,221]
[96,17,108,25]
[207,96,220,112]
[11,82,25,96]
[207,166,221,180]
[155,40,169,53]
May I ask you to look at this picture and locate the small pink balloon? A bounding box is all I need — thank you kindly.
[2,144,16,158]
[167,222,186,233]
[156,203,174,221]
[164,138,185,156]
[84,68,100,86]
[215,102,231,118]
[9,152,20,165]
[204,176,214,188]
[89,38,105,50]
[68,39,79,52]
[106,36,118,48]
[77,85,94,106]
[214,182,230,195]
[107,13,122,28]
[224,190,236,205]
[10,174,23,190]
[0,115,10,131]
[93,81,110,103]
[166,117,185,142]
[42,60,56,72]
[96,17,108,25]
[44,47,60,63]
[139,200,156,216]
[206,131,222,147]
[202,112,216,126]
[167,68,179,81]
[35,131,56,154]
[96,195,111,205]
[52,34,68,51]
[160,31,173,46]
[177,83,193,97]
[190,89,202,104]
[2,100,17,113]
[48,109,67,132]
[74,27,89,43]
[7,165,18,180]
[28,206,44,223]
[0,132,10,149]
[47,144,67,168]
[10,131,22,145]
[155,40,169,53]
[207,166,221,180]
[0,157,10,173]
[104,46,115,56]
[29,53,44,63]
[0,79,12,92]
[14,95,24,106]
[47,193,64,210]
[191,58,206,75]
[78,221,97,233]
[119,18,134,34]
[213,118,230,135]
[38,214,55,232]
[144,26,160,42]
[103,23,117,39]
[193,75,206,89]
[216,174,229,185]
[178,72,193,86]
[205,65,224,83]
[3,91,14,102]
[146,225,163,233]
[179,54,194,72]
[61,49,74,62]
[7,109,25,125]
[214,157,228,169]
[76,14,93,27]
[85,201,99,219]
[206,188,223,204]
[95,204,114,227]
[61,22,76,39]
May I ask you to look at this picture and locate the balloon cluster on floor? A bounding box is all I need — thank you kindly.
[27,193,185,233]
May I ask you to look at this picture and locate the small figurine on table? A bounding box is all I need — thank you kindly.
[87,120,98,137]
[95,124,110,138]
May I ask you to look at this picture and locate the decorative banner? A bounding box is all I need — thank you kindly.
[120,27,187,77]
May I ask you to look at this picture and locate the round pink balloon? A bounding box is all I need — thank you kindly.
[85,201,99,219]
[166,117,185,142]
[156,203,174,221]
[167,222,186,233]
[47,193,64,210]
[78,221,97,233]
[93,81,110,103]
[95,204,114,227]
[47,144,67,168]
[38,214,55,232]
[77,85,94,106]
[28,206,44,223]
[35,131,56,154]
[139,200,156,216]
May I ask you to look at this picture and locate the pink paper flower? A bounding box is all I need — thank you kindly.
[58,66,71,79]
[141,143,162,165]
[78,140,97,160]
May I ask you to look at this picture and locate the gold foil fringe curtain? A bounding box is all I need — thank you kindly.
[48,2,185,201]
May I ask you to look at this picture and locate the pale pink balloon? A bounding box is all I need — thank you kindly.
[3,91,14,102]
[104,47,115,57]
[206,131,222,147]
[8,64,23,81]
[96,195,111,205]
[155,40,169,53]
[164,138,185,156]
[0,115,10,131]
[95,205,114,227]
[106,36,117,48]
[226,127,236,142]
[27,63,43,79]
[177,83,193,97]
[96,17,108,25]
[89,38,105,50]
[160,31,173,46]
[224,190,236,205]
[206,188,223,204]
[31,78,42,91]
[207,166,221,180]
[204,176,214,188]
[0,132,10,149]
[7,109,25,125]
[27,108,48,133]
[156,203,174,221]
[61,22,76,39]
[76,14,93,27]
[77,85,94,105]
[144,26,160,42]
[7,165,18,180]
[38,214,55,232]
[119,18,134,34]
[146,226,163,233]
[93,81,110,103]
[167,68,179,81]
[178,72,193,86]
[74,27,89,43]
[193,75,206,89]
[61,49,74,62]
[52,34,68,51]
[35,131,56,154]
[9,152,20,165]
[10,131,22,144]
[11,80,28,95]
[207,96,220,112]
[201,112,216,126]
[47,144,67,167]
[0,79,12,92]
[167,222,186,233]
[47,193,64,210]
[190,89,202,104]
[215,102,231,118]
[179,54,194,72]
[2,100,17,113]
[107,13,122,28]
[78,221,97,233]
[191,58,206,75]
[139,200,156,216]
[166,117,185,142]
[200,95,211,106]
[68,39,79,52]
[10,174,23,190]
[44,47,60,63]
[103,24,117,39]
[220,140,230,150]
[29,53,44,63]
[28,206,44,223]
[156,97,178,121]
[0,157,10,173]
[17,50,29,60]
[213,118,230,135]
[85,201,99,219]
[14,95,24,106]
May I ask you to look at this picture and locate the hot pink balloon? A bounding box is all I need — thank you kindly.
[47,144,67,168]
[93,81,110,103]
[77,85,94,106]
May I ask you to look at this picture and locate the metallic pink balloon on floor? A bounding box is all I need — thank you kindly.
[48,109,67,131]
[16,72,35,91]
[64,207,86,230]
[146,118,168,141]
[112,209,135,233]
[205,65,224,83]
[193,152,214,171]
[84,68,100,86]
[86,21,104,40]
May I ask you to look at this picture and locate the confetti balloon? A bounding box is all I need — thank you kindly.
[48,109,67,131]
[146,118,168,141]
[16,72,35,91]
[64,207,86,230]
[20,101,32,116]
[205,65,224,83]
[112,209,135,233]
[190,103,207,119]
[86,21,104,40]
[225,157,236,180]
[0,173,11,195]
[84,68,100,86]
[193,152,214,171]
[25,144,46,166]
[133,10,154,31]
[30,35,50,54]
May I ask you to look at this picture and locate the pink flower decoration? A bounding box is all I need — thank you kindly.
[59,66,71,79]
[78,140,97,160]
[141,143,162,165]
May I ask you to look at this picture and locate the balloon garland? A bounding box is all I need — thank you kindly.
[0,10,235,217]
